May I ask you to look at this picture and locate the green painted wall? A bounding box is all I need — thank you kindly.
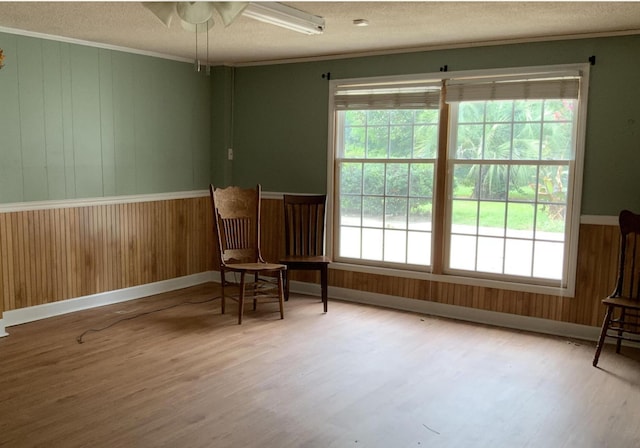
[0,32,212,203]
[210,65,234,188]
[232,62,330,193]
[2,31,639,216]
[230,35,640,215]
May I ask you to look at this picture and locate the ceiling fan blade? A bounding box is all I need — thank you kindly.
[142,2,176,28]
[213,2,249,27]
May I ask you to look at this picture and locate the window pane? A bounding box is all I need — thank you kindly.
[363,163,385,195]
[414,124,438,159]
[408,231,431,265]
[362,228,383,261]
[409,163,434,198]
[451,199,477,235]
[390,110,414,125]
[458,102,485,123]
[477,237,504,273]
[508,165,537,201]
[543,99,575,122]
[456,124,483,159]
[483,124,512,159]
[536,204,565,242]
[478,201,505,236]
[452,164,477,199]
[386,163,409,196]
[514,100,542,122]
[367,110,390,125]
[513,123,541,160]
[345,110,366,126]
[367,126,389,158]
[340,162,362,194]
[486,101,513,122]
[384,229,407,263]
[340,226,361,258]
[409,198,432,230]
[340,195,361,226]
[363,196,384,228]
[386,197,408,229]
[533,241,563,279]
[504,239,533,276]
[415,109,439,124]
[537,165,567,206]
[450,235,477,270]
[479,164,507,200]
[542,122,573,160]
[344,126,366,158]
[506,203,535,239]
[390,125,413,158]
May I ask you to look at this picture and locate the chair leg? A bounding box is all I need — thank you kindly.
[593,305,613,367]
[238,272,246,325]
[220,269,226,315]
[278,270,285,320]
[253,272,259,311]
[616,308,625,354]
[283,269,290,301]
[321,265,328,313]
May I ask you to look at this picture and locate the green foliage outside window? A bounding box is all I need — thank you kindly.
[341,108,437,219]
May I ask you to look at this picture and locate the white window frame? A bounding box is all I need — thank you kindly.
[327,64,589,297]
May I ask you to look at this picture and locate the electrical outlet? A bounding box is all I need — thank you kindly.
[228,148,234,160]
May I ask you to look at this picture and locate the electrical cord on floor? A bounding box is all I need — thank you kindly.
[75,295,222,344]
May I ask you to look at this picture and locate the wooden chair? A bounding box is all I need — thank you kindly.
[280,194,331,312]
[593,209,640,366]
[209,184,286,324]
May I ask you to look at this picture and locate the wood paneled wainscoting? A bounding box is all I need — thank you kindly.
[0,193,214,330]
[260,198,619,333]
[0,193,619,338]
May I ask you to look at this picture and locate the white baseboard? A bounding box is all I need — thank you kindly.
[1,271,216,334]
[288,279,601,342]
[0,271,603,345]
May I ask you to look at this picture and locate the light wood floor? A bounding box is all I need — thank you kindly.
[1,283,639,448]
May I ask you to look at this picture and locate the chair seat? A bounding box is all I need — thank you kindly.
[602,296,640,309]
[225,262,286,272]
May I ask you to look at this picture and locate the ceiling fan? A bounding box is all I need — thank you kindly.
[142,1,325,35]
[143,1,324,72]
[143,2,248,32]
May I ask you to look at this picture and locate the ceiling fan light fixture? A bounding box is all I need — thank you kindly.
[180,17,215,33]
[176,2,215,25]
[242,2,325,35]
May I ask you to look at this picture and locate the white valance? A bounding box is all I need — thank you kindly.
[445,77,580,103]
[334,83,441,110]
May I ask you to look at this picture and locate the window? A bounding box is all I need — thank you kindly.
[334,82,441,268]
[448,98,575,281]
[329,65,588,294]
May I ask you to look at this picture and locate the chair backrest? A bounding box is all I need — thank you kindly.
[612,209,640,299]
[283,194,327,257]
[210,184,263,266]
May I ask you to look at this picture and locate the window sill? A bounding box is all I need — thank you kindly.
[329,261,574,298]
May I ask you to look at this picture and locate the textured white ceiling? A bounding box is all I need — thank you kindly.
[0,2,640,65]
